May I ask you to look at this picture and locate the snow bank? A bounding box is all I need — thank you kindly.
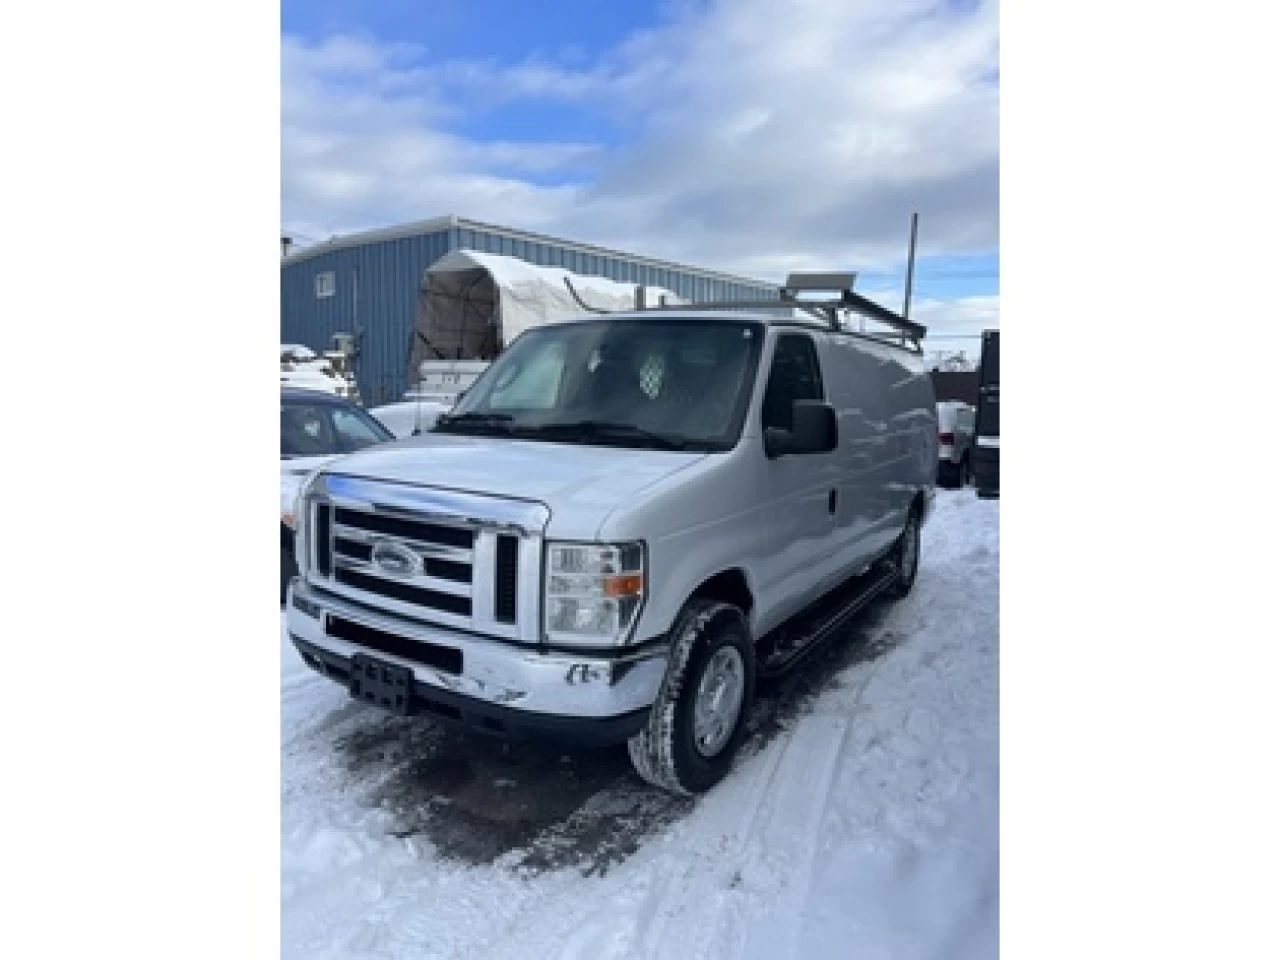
[282,343,358,398]
[281,372,344,396]
[282,344,319,362]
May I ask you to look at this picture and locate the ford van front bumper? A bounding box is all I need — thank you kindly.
[286,580,666,747]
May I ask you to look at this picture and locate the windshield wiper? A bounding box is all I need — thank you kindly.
[433,412,515,433]
[524,420,690,451]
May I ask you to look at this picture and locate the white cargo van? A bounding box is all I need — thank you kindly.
[286,273,938,795]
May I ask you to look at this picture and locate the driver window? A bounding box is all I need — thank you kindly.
[761,334,823,431]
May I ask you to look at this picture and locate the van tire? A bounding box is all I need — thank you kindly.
[885,510,922,598]
[628,599,755,796]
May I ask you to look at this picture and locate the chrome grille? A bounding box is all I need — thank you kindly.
[303,474,549,644]
[326,503,476,625]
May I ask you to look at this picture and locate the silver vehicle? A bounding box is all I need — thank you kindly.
[936,400,977,488]
[285,274,938,795]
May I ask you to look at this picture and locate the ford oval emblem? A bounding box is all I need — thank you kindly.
[370,539,423,579]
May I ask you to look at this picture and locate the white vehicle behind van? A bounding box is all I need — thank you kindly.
[936,400,976,488]
[369,398,453,439]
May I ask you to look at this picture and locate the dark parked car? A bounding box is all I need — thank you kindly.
[281,387,395,603]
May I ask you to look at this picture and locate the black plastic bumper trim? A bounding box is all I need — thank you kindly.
[290,636,650,748]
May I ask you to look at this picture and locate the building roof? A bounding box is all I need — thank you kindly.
[280,214,775,290]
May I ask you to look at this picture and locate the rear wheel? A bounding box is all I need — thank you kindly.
[628,599,755,796]
[885,509,922,598]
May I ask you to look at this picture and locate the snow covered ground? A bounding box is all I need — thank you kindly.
[281,488,998,959]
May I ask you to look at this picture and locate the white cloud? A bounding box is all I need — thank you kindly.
[913,295,1000,359]
[282,34,588,236]
[857,288,998,354]
[282,0,998,314]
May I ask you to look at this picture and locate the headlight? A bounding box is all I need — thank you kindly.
[544,542,645,646]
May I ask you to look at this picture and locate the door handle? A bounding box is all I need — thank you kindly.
[828,489,838,515]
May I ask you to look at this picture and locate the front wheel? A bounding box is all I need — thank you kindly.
[628,599,755,796]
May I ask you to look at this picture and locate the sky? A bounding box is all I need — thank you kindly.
[281,0,999,355]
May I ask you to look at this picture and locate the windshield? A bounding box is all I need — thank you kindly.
[281,398,393,458]
[438,318,764,451]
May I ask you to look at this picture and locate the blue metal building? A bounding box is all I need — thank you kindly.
[281,215,779,405]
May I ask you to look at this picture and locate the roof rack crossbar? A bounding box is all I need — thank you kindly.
[629,293,926,342]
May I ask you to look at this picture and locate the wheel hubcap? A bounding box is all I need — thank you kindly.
[692,647,746,758]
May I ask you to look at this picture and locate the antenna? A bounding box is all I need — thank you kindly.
[902,211,919,325]
[564,277,610,314]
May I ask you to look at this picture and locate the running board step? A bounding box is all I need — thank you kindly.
[758,562,899,679]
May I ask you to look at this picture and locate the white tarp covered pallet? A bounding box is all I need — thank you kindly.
[410,249,685,377]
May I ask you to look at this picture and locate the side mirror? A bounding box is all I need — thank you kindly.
[764,400,838,458]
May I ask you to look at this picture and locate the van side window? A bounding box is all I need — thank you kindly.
[762,334,824,432]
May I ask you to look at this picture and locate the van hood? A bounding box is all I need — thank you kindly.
[318,434,708,539]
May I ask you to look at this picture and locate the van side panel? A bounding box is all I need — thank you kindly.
[874,344,938,552]
[824,336,937,563]
[815,333,895,584]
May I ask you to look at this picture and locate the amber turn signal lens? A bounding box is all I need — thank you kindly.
[602,573,644,597]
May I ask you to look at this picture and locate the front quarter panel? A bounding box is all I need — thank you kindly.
[598,445,766,641]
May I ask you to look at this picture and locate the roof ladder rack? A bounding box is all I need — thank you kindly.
[625,214,927,348]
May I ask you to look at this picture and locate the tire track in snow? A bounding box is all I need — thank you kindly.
[767,658,889,960]
[697,669,884,960]
[628,733,793,958]
[627,611,900,959]
[642,676,876,959]
[708,717,854,960]
[454,725,795,960]
[760,556,969,960]
[455,635,856,960]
